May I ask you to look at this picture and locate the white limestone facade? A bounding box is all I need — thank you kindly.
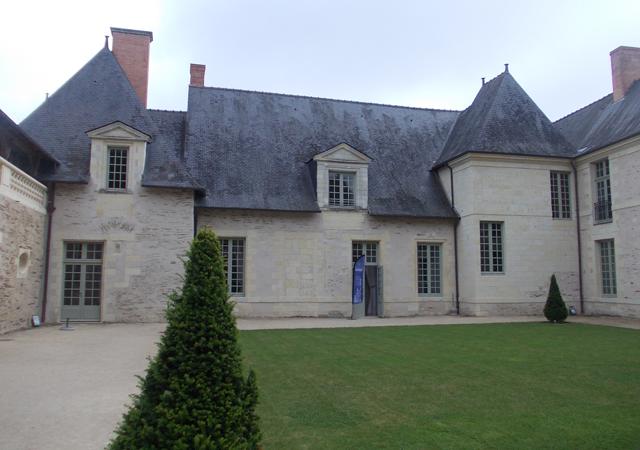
[44,123,193,323]
[575,136,640,318]
[439,154,581,316]
[197,209,456,318]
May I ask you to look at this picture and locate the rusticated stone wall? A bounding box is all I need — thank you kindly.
[0,195,45,333]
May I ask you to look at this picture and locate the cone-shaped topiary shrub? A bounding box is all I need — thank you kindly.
[544,274,568,323]
[109,228,260,449]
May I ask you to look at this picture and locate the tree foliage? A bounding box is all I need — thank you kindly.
[544,274,568,323]
[110,228,260,449]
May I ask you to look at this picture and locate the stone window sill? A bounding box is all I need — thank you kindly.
[99,188,132,195]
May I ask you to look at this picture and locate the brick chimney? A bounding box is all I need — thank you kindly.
[611,46,640,102]
[110,27,153,107]
[190,64,206,87]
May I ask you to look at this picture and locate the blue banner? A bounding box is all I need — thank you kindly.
[352,255,365,304]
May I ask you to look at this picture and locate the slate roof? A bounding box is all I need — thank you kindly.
[184,86,459,217]
[0,108,58,164]
[20,40,640,218]
[435,72,575,167]
[19,47,199,189]
[554,80,640,155]
[143,110,202,191]
[20,47,157,183]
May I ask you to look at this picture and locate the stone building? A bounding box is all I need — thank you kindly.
[1,28,639,332]
[0,109,57,333]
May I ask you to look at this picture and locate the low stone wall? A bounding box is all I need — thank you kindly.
[0,195,45,334]
[585,301,640,319]
[460,300,547,317]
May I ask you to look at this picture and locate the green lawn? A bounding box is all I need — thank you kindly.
[239,323,640,449]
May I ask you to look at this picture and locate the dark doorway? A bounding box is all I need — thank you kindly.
[365,265,378,316]
[352,241,380,317]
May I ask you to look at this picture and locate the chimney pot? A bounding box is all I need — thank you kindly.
[481,77,485,86]
[110,27,153,107]
[190,64,206,87]
[504,63,509,73]
[610,46,640,102]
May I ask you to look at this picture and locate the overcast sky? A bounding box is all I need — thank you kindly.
[1,0,639,123]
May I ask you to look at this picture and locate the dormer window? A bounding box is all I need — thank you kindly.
[107,146,128,191]
[329,171,355,207]
[311,143,371,210]
[86,121,150,193]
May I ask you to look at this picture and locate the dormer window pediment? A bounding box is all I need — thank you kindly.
[86,121,151,142]
[86,121,150,193]
[312,143,372,164]
[312,143,371,210]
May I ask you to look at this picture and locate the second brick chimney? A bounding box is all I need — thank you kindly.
[611,46,640,102]
[111,27,153,107]
[190,64,206,87]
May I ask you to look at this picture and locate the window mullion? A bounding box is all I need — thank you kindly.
[227,251,232,292]
[427,245,432,294]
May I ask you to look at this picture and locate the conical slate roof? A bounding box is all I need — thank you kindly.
[21,47,158,183]
[435,71,574,167]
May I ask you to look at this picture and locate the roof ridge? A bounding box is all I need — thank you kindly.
[482,71,507,86]
[475,72,509,144]
[21,47,111,126]
[148,108,186,114]
[554,92,612,124]
[190,85,461,113]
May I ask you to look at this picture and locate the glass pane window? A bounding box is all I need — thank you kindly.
[599,240,617,296]
[480,222,504,273]
[107,147,128,190]
[328,171,356,207]
[65,242,83,260]
[86,243,104,260]
[593,159,612,223]
[63,242,103,307]
[417,243,441,295]
[550,171,571,219]
[352,241,378,265]
[63,264,82,306]
[220,238,245,295]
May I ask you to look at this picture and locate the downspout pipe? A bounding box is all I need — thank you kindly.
[571,160,585,314]
[41,183,55,322]
[193,201,198,237]
[448,164,461,315]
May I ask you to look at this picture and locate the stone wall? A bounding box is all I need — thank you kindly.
[441,155,581,316]
[45,184,193,323]
[44,129,194,324]
[0,195,45,334]
[197,209,456,317]
[576,138,640,317]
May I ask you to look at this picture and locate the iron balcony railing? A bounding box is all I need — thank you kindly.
[593,200,612,224]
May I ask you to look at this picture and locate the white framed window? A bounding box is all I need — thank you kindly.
[417,243,441,296]
[220,238,245,295]
[598,239,617,296]
[62,242,103,307]
[352,241,378,265]
[480,221,504,273]
[593,159,612,224]
[550,171,571,219]
[107,146,128,191]
[329,171,355,207]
